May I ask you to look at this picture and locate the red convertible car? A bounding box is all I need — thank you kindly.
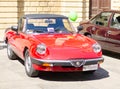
[4,14,104,77]
[79,10,120,53]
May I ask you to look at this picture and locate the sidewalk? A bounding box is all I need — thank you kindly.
[0,30,6,50]
[0,30,4,41]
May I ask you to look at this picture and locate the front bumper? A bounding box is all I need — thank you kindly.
[31,57,104,71]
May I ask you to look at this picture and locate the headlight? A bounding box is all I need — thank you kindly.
[36,43,46,54]
[92,43,101,53]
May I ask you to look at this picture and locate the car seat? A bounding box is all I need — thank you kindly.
[27,23,35,29]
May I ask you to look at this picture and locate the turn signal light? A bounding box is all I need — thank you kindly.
[98,60,104,64]
[42,63,53,67]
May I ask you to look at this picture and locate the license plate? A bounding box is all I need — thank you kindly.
[83,64,98,71]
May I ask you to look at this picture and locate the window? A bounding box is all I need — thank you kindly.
[110,13,120,29]
[90,12,112,27]
[25,18,75,34]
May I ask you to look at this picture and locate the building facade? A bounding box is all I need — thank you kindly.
[0,0,120,30]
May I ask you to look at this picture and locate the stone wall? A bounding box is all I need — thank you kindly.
[0,0,17,30]
[111,0,120,10]
[0,0,89,30]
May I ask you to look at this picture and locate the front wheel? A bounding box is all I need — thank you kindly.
[7,44,18,60]
[24,49,39,77]
[84,33,92,38]
[86,34,92,38]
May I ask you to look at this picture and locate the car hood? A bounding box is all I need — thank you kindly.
[32,34,95,47]
[30,34,101,59]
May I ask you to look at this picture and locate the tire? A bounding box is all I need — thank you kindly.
[84,33,92,38]
[24,49,39,77]
[7,44,18,60]
[86,34,92,38]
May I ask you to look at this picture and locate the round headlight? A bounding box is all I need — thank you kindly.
[36,43,46,54]
[92,43,101,53]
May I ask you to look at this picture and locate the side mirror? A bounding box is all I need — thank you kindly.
[11,26,18,32]
[77,26,83,33]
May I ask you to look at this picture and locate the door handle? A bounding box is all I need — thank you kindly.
[107,31,111,34]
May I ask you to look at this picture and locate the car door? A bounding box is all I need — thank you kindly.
[105,12,120,53]
[89,12,113,47]
[12,17,28,58]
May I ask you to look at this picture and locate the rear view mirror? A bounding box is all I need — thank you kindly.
[77,26,83,33]
[11,26,18,31]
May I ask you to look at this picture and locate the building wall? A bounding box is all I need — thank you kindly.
[0,0,18,30]
[0,0,89,30]
[1,0,120,31]
[111,0,120,10]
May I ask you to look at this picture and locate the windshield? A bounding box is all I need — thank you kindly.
[26,18,75,34]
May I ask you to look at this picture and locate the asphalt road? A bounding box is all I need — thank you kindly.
[0,45,120,89]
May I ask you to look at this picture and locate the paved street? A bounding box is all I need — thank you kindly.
[0,45,120,89]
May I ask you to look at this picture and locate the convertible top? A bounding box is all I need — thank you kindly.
[23,14,68,19]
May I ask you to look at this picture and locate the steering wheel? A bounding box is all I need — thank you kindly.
[55,26,68,33]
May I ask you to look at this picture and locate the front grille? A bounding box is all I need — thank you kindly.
[70,59,85,67]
